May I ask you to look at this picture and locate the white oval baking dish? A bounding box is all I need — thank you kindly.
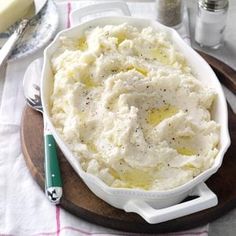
[41,2,231,224]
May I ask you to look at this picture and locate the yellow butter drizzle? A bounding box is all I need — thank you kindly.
[176,147,196,156]
[151,48,169,64]
[126,66,148,77]
[76,37,88,51]
[147,106,178,125]
[113,169,153,190]
[86,142,98,153]
[116,33,126,45]
[80,76,97,88]
[67,70,96,88]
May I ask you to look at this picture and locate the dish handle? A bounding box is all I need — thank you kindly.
[124,183,217,224]
[70,2,131,26]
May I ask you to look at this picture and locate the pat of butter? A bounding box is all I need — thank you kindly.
[0,0,34,33]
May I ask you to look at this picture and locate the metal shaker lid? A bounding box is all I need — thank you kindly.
[199,0,229,11]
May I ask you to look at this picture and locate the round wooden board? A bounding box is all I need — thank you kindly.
[21,52,236,233]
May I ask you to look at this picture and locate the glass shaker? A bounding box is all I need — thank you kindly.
[156,0,184,28]
[195,0,229,49]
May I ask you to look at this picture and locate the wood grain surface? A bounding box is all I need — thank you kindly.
[199,52,236,94]
[20,53,236,233]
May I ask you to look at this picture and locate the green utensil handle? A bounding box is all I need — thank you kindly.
[44,134,62,204]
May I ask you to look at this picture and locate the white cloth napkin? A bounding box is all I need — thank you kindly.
[0,1,209,235]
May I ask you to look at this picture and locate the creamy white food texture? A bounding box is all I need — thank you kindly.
[51,24,220,191]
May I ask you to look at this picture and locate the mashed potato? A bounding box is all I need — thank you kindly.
[50,23,220,190]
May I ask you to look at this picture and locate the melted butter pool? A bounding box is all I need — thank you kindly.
[176,147,196,156]
[147,106,178,125]
[76,37,88,51]
[119,169,153,189]
[81,76,97,88]
[116,33,126,45]
[151,48,169,64]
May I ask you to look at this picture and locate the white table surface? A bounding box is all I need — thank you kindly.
[0,1,235,235]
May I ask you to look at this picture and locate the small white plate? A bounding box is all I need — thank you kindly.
[0,0,59,62]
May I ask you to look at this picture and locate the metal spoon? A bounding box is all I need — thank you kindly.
[23,58,62,204]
